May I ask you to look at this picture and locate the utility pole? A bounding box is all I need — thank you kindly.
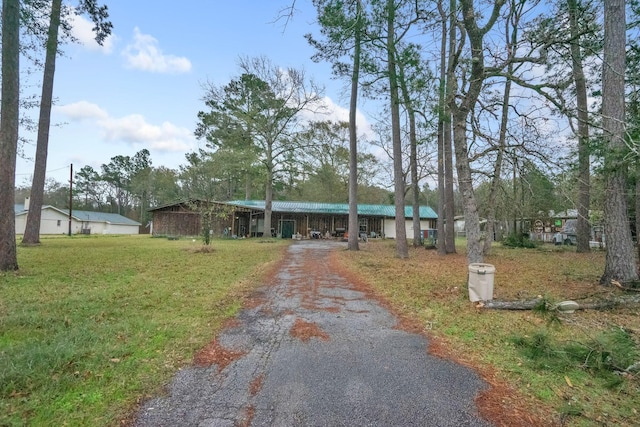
[68,163,73,236]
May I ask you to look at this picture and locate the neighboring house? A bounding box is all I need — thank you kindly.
[453,215,466,237]
[528,209,604,246]
[14,199,141,235]
[149,199,438,239]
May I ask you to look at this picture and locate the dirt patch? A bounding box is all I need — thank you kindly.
[475,372,556,427]
[302,303,341,313]
[192,339,246,371]
[222,317,241,330]
[184,245,215,254]
[243,292,268,310]
[280,248,352,314]
[249,374,264,396]
[236,405,255,427]
[289,318,330,342]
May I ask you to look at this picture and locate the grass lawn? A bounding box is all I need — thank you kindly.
[0,235,288,427]
[334,239,640,427]
[2,235,638,426]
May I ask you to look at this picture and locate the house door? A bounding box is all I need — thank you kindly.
[281,220,295,239]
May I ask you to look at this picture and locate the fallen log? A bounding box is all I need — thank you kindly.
[611,280,640,293]
[482,294,640,311]
[481,298,544,310]
[576,294,640,310]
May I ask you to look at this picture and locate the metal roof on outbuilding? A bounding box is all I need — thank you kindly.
[68,210,142,225]
[227,200,437,219]
[14,204,141,225]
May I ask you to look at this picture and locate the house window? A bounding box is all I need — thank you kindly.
[57,220,61,227]
[359,218,368,234]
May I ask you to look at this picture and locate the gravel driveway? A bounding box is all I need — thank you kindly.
[133,240,492,426]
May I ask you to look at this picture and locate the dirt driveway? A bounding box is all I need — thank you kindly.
[133,240,492,426]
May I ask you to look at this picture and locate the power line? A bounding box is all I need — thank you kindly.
[15,165,70,176]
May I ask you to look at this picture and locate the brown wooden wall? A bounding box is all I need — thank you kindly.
[152,211,236,237]
[152,211,201,236]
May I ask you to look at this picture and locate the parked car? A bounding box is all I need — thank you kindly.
[562,219,577,245]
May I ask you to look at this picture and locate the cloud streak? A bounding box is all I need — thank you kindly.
[55,101,195,152]
[55,101,109,120]
[122,27,191,73]
[99,114,193,151]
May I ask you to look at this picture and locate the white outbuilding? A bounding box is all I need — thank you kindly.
[14,199,141,235]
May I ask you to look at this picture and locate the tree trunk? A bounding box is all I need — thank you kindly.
[264,146,274,238]
[436,0,447,255]
[0,0,20,271]
[23,0,62,245]
[453,112,483,263]
[484,1,520,255]
[600,0,638,284]
[410,117,421,248]
[568,0,591,253]
[637,160,640,261]
[451,0,505,264]
[444,117,456,252]
[397,57,421,247]
[437,127,446,254]
[387,0,408,258]
[483,79,509,255]
[444,0,457,254]
[348,0,362,252]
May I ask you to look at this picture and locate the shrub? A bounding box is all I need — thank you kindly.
[502,233,538,248]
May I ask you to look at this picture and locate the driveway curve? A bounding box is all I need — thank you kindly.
[133,240,492,427]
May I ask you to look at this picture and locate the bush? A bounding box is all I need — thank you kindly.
[502,233,538,248]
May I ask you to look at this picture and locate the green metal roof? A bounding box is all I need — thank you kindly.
[227,200,437,219]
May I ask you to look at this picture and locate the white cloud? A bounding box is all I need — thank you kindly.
[68,13,115,54]
[99,114,194,151]
[122,27,191,73]
[301,96,375,140]
[55,101,195,152]
[54,101,109,120]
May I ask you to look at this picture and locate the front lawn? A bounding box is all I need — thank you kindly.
[0,235,287,426]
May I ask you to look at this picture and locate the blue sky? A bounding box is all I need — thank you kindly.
[16,1,367,185]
